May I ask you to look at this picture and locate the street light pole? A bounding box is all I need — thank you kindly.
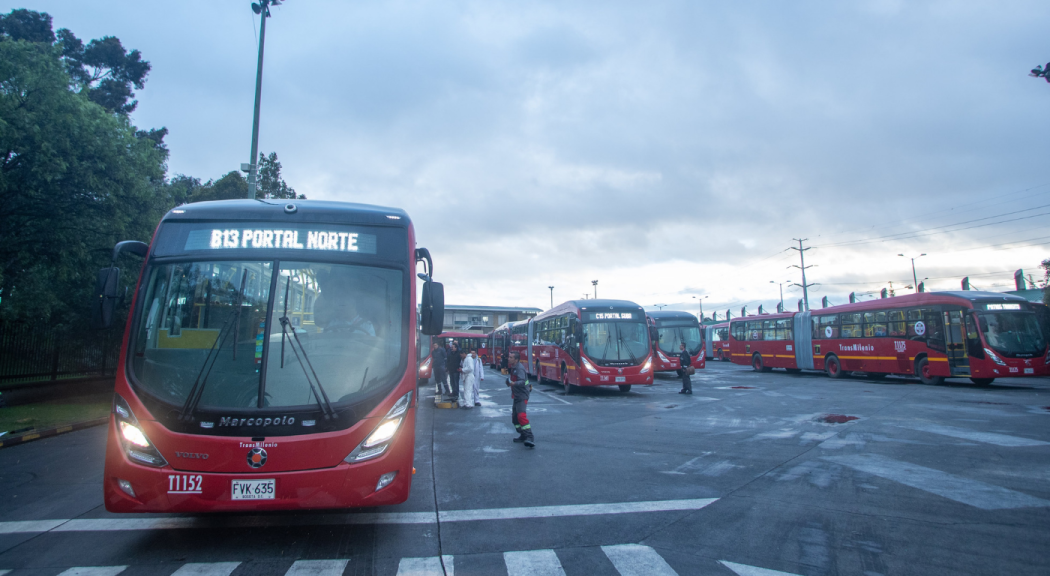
[246,0,282,199]
[898,253,926,293]
[591,280,598,299]
[548,286,554,309]
[692,295,706,321]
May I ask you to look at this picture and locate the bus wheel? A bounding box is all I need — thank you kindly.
[752,354,772,372]
[535,359,543,383]
[562,370,572,395]
[970,377,995,386]
[719,351,728,362]
[825,355,846,379]
[916,357,944,385]
[619,385,632,393]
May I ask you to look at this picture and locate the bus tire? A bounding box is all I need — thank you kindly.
[970,377,995,386]
[752,354,772,372]
[915,357,944,385]
[562,368,572,395]
[825,355,846,379]
[619,385,632,393]
[534,359,543,383]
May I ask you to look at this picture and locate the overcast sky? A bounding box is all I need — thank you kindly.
[13,0,1050,317]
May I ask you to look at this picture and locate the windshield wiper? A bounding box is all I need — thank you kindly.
[180,270,247,422]
[616,324,639,364]
[278,315,336,421]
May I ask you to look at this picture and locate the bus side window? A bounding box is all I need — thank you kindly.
[841,313,861,338]
[965,313,984,358]
[763,320,776,341]
[888,310,906,337]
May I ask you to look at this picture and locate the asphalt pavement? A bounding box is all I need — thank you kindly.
[1,362,1049,575]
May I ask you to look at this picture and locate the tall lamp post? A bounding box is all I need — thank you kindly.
[770,280,788,311]
[692,295,707,321]
[898,253,926,293]
[591,280,598,299]
[548,286,554,308]
[245,0,284,199]
[654,304,666,310]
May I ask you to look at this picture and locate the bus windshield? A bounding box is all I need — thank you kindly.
[976,311,1047,357]
[130,259,404,410]
[582,320,649,364]
[656,323,702,355]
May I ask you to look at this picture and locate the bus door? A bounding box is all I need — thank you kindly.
[943,309,970,376]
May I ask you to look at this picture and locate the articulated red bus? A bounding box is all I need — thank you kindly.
[491,320,528,370]
[417,331,492,383]
[98,199,443,513]
[705,322,730,361]
[528,300,653,393]
[645,311,706,372]
[728,291,1048,384]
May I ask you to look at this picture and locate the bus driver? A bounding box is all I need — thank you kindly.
[313,269,376,336]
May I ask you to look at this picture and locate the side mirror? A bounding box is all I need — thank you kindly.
[420,281,445,336]
[94,267,121,329]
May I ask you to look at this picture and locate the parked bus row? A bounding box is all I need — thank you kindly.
[418,300,709,395]
[724,291,1048,384]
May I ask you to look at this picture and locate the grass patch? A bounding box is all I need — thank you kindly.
[0,397,111,435]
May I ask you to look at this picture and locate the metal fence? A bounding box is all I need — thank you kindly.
[0,322,119,384]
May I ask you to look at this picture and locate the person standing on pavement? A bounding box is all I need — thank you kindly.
[506,351,534,447]
[431,342,448,396]
[678,341,693,395]
[471,350,484,407]
[459,349,476,408]
[447,342,461,402]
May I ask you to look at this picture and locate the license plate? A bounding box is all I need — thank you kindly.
[231,479,275,500]
[615,376,626,383]
[1025,368,1034,374]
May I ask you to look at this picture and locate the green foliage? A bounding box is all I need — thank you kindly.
[1041,259,1050,306]
[190,171,249,202]
[258,152,304,200]
[0,17,167,328]
[1030,63,1050,84]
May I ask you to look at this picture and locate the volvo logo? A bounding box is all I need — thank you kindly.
[175,451,209,460]
[618,369,624,375]
[246,447,267,468]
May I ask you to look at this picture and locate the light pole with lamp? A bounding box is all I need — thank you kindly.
[244,0,284,199]
[770,280,788,311]
[692,295,707,321]
[591,280,598,299]
[548,286,554,308]
[654,304,666,310]
[898,253,926,293]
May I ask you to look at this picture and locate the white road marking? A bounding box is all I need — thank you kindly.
[0,498,718,534]
[439,498,718,522]
[823,453,1050,510]
[56,569,127,576]
[504,549,566,576]
[601,544,678,576]
[896,422,1050,447]
[170,563,241,576]
[719,560,802,576]
[395,556,453,575]
[0,570,9,576]
[532,387,573,405]
[286,559,349,575]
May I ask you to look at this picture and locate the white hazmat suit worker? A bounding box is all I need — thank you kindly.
[471,350,484,407]
[459,351,475,408]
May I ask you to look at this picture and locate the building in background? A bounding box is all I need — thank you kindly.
[443,305,541,334]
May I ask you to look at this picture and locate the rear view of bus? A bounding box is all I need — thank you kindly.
[646,311,706,372]
[98,200,443,513]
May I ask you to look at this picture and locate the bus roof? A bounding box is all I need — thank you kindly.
[534,299,644,322]
[646,310,700,322]
[163,199,411,228]
[728,291,1032,323]
[437,331,486,338]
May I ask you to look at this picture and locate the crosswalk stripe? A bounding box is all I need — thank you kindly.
[601,544,677,576]
[0,569,9,576]
[56,568,127,576]
[504,549,566,576]
[286,559,349,575]
[395,556,453,576]
[440,498,718,522]
[170,562,241,576]
[719,560,802,576]
[823,453,1050,510]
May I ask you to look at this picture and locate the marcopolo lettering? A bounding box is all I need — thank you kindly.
[219,416,296,427]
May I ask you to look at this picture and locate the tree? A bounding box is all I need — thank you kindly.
[258,152,304,200]
[0,10,167,327]
[1030,63,1050,84]
[190,171,249,203]
[1040,259,1050,306]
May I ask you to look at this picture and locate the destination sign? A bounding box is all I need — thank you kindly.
[586,312,636,321]
[185,228,377,255]
[984,303,1022,310]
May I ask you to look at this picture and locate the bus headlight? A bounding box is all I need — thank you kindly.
[640,356,653,374]
[581,357,599,374]
[419,357,431,375]
[984,348,1007,366]
[113,395,168,468]
[345,391,412,463]
[657,350,669,363]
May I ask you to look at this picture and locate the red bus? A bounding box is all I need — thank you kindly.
[437,331,492,364]
[728,291,1048,384]
[528,300,653,394]
[490,320,528,371]
[417,332,433,385]
[645,311,706,372]
[705,322,730,361]
[95,199,444,513]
